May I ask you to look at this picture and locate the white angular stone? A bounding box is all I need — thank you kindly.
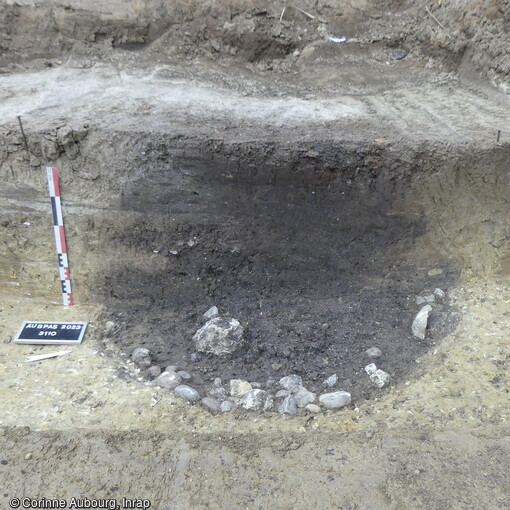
[193,317,244,356]
[177,370,191,380]
[434,288,446,298]
[365,363,390,388]
[319,391,352,409]
[230,379,252,397]
[370,369,390,388]
[279,375,303,392]
[263,394,274,412]
[322,374,338,387]
[278,395,297,415]
[240,389,267,411]
[220,400,235,413]
[203,306,219,319]
[412,305,432,340]
[293,386,316,406]
[365,363,377,375]
[155,371,182,390]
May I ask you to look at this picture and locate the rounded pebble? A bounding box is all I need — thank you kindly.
[319,391,352,410]
[155,371,183,390]
[220,400,234,413]
[201,397,221,413]
[366,347,383,358]
[174,385,201,402]
[131,347,153,369]
[145,365,162,380]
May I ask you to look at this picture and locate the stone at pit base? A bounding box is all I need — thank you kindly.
[208,386,228,400]
[278,395,297,415]
[305,404,321,414]
[193,317,244,355]
[203,306,219,319]
[145,365,161,380]
[319,391,352,410]
[293,386,316,406]
[131,347,153,369]
[364,363,390,387]
[155,371,183,390]
[240,389,268,411]
[174,385,201,402]
[371,370,390,388]
[263,394,274,412]
[177,370,191,380]
[434,288,446,299]
[201,397,221,413]
[365,347,382,358]
[230,379,252,397]
[365,363,378,375]
[322,374,338,387]
[412,305,432,340]
[220,400,235,413]
[279,375,303,392]
[364,363,390,388]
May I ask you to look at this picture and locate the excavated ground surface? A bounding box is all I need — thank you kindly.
[0,0,509,508]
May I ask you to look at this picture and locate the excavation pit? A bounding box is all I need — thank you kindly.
[88,139,467,403]
[3,130,508,411]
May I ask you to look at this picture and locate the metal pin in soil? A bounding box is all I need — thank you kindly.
[17,115,29,151]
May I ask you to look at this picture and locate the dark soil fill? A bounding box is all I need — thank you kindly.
[95,141,460,400]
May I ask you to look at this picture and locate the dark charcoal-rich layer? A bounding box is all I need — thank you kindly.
[95,142,460,401]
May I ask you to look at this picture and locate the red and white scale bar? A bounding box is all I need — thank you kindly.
[46,167,73,306]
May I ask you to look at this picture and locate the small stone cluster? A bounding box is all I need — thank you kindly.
[131,348,358,415]
[128,291,447,415]
[130,346,389,416]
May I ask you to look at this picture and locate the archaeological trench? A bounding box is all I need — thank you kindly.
[0,1,509,509]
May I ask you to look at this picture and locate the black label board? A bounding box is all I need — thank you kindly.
[14,321,87,344]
